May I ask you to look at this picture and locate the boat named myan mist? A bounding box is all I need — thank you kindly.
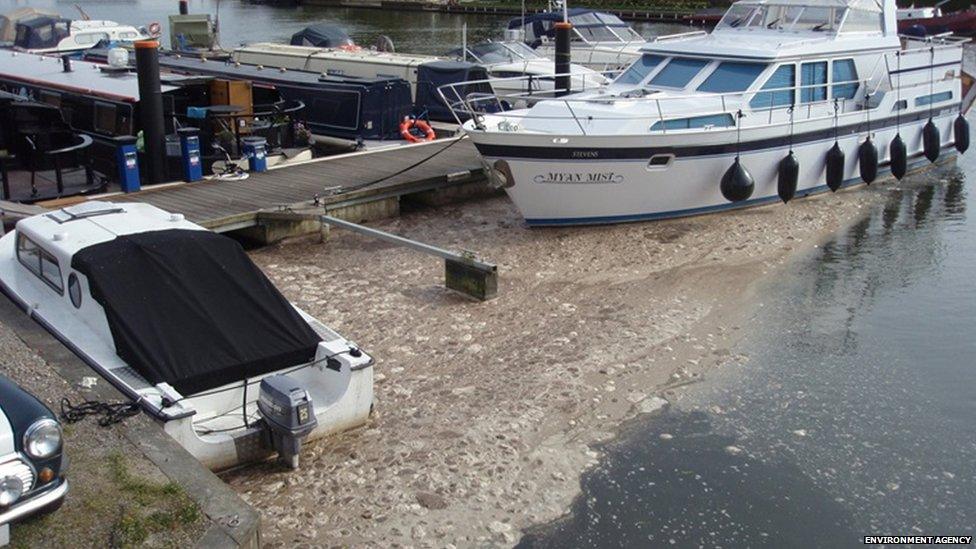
[447,0,973,226]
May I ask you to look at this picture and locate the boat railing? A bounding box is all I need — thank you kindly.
[650,30,708,42]
[438,65,958,137]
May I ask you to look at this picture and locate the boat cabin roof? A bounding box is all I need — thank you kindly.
[15,202,203,258]
[0,50,178,102]
[640,0,898,60]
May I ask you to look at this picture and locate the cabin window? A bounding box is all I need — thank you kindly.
[94,102,118,135]
[614,54,665,85]
[892,99,908,111]
[68,273,83,308]
[915,91,953,107]
[650,113,735,131]
[800,61,828,103]
[697,62,767,93]
[832,59,859,99]
[842,8,883,33]
[16,234,63,294]
[649,58,709,89]
[750,64,795,109]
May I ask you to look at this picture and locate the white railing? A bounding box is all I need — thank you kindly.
[437,41,965,137]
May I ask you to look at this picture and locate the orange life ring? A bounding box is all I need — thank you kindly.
[339,44,361,52]
[148,22,161,37]
[400,117,436,143]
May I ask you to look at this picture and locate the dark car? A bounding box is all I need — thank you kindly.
[0,374,68,544]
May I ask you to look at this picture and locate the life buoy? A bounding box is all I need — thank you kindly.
[400,117,436,142]
[339,44,362,52]
[148,22,161,37]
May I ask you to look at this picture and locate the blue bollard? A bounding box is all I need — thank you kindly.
[242,136,267,173]
[115,135,141,193]
[178,127,203,182]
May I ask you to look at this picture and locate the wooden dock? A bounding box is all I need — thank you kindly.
[93,137,487,241]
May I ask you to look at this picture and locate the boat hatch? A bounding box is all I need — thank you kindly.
[47,201,125,223]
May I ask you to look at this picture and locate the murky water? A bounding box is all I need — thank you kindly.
[519,153,976,547]
[0,0,684,54]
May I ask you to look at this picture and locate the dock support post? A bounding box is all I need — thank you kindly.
[320,215,497,301]
[135,40,166,185]
[554,21,572,97]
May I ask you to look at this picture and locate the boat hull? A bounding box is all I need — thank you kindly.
[471,110,959,226]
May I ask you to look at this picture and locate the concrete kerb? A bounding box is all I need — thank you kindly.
[0,297,261,548]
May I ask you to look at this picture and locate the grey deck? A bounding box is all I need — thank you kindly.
[103,138,483,230]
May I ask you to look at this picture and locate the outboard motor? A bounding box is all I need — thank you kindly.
[257,374,318,469]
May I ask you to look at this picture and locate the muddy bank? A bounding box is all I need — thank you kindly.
[225,183,888,546]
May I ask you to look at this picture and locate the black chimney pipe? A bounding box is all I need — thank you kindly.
[135,40,165,184]
[554,21,572,97]
[179,0,189,15]
[61,55,71,72]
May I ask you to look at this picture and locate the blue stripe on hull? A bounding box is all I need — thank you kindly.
[522,150,955,227]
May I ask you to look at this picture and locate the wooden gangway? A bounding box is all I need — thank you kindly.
[99,138,484,233]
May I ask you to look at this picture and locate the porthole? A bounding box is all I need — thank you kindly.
[646,154,674,170]
[68,273,82,309]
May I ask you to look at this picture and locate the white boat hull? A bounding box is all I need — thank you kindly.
[471,110,959,225]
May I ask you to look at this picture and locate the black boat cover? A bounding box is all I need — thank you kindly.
[289,24,354,48]
[415,61,495,122]
[14,16,70,50]
[71,229,322,396]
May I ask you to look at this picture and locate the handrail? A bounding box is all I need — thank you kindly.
[437,38,964,134]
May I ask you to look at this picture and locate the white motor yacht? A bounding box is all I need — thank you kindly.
[447,0,973,226]
[0,202,373,470]
[507,9,648,71]
[446,40,608,95]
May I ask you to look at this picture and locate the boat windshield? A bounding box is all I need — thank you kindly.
[716,3,846,32]
[568,12,643,43]
[454,41,544,63]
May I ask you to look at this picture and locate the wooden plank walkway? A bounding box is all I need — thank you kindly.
[102,137,484,231]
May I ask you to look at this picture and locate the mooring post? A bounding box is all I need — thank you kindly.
[320,215,498,301]
[554,21,572,97]
[135,39,166,184]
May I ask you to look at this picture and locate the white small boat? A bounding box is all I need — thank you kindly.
[446,40,608,95]
[506,9,648,71]
[0,201,373,470]
[11,16,148,55]
[448,0,972,226]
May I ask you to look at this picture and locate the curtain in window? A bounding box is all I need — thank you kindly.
[750,64,795,109]
[801,61,828,103]
[832,59,858,100]
[698,62,767,93]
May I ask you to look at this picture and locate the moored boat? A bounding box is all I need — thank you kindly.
[447,0,973,226]
[9,16,148,55]
[897,4,976,38]
[507,9,648,71]
[0,201,374,470]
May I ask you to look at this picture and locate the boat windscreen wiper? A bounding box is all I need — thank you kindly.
[766,18,780,29]
[729,17,744,28]
[812,22,827,31]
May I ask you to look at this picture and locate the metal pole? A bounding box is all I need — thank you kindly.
[554,21,572,96]
[320,215,497,300]
[321,215,495,271]
[135,40,166,184]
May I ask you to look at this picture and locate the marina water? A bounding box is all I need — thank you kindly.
[519,152,976,546]
[0,0,683,54]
